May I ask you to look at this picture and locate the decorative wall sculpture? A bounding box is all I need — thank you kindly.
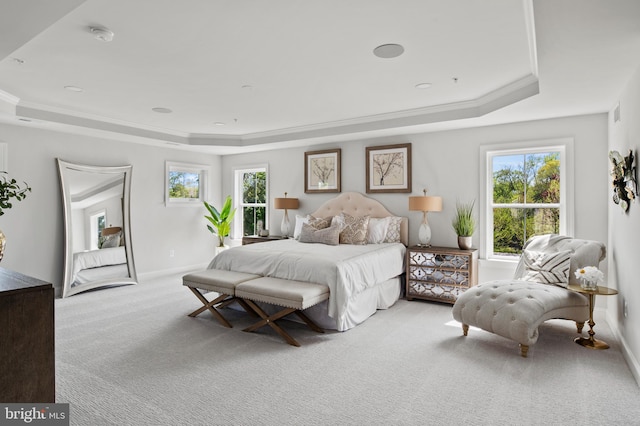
[609,149,637,212]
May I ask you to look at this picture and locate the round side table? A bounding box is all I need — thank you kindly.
[568,284,618,349]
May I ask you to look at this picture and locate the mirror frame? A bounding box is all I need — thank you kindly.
[57,159,137,298]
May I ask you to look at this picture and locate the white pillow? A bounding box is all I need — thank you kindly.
[293,215,310,240]
[331,214,345,231]
[367,217,390,244]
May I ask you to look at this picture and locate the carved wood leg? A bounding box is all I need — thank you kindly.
[576,321,585,334]
[462,324,469,336]
[519,344,529,358]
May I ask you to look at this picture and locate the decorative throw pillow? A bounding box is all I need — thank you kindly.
[299,223,340,245]
[99,232,121,249]
[308,216,331,230]
[367,217,390,244]
[339,213,370,245]
[384,216,403,243]
[519,249,572,287]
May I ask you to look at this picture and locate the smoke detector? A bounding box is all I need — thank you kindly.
[90,26,114,42]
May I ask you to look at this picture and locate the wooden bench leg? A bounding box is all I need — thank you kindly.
[186,287,232,328]
[217,297,259,317]
[294,311,324,334]
[242,299,303,347]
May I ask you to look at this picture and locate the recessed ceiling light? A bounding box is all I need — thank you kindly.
[214,122,225,126]
[89,26,114,42]
[241,85,253,90]
[373,44,404,59]
[415,83,432,89]
[64,85,84,92]
[152,107,172,113]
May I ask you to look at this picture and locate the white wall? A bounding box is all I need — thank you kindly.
[608,63,640,383]
[222,113,608,280]
[0,122,222,296]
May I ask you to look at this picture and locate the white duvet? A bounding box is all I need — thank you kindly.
[72,246,127,280]
[208,239,406,330]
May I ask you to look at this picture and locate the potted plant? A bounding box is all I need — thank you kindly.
[452,199,475,250]
[204,195,236,249]
[0,172,32,261]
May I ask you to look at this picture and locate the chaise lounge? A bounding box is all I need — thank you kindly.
[452,234,606,357]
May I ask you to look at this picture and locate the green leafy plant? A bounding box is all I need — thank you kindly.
[452,199,475,237]
[0,172,31,216]
[204,196,236,247]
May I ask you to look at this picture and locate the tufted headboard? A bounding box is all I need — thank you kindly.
[309,192,408,245]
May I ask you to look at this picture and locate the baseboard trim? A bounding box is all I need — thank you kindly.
[606,310,640,388]
[137,263,209,281]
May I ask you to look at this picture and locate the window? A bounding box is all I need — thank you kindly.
[233,166,268,237]
[481,139,573,260]
[165,162,209,206]
[89,210,106,250]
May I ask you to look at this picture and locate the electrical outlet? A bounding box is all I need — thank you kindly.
[623,298,629,318]
[169,250,175,258]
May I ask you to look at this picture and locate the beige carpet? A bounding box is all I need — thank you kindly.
[55,273,640,426]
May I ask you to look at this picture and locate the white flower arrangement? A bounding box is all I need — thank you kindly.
[574,266,604,290]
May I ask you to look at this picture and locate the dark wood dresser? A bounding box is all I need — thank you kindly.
[0,267,55,402]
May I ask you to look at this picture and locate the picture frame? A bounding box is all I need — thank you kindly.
[305,148,341,193]
[366,143,412,193]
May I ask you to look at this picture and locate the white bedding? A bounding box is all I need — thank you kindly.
[208,239,406,331]
[72,246,127,284]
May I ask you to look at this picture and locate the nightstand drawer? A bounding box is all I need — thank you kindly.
[407,280,468,304]
[408,265,471,286]
[408,251,470,269]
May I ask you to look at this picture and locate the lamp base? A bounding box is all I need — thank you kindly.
[280,211,291,237]
[418,222,432,246]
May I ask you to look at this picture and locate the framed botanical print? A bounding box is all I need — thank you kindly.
[366,143,412,193]
[305,149,341,193]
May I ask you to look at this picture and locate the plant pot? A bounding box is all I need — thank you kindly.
[214,245,229,256]
[457,236,472,250]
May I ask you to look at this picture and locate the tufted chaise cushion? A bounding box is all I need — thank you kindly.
[452,280,589,346]
[451,234,606,353]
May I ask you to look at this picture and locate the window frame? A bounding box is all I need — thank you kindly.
[89,209,106,250]
[165,161,209,206]
[233,165,269,239]
[480,138,574,261]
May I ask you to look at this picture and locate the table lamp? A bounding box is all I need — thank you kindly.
[408,189,442,246]
[273,192,299,237]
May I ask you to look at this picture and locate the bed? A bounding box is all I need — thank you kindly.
[71,228,129,288]
[208,192,408,331]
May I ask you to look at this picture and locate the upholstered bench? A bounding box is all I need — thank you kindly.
[235,277,330,347]
[183,269,261,328]
[452,235,606,357]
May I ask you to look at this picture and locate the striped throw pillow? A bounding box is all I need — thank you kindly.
[519,249,572,287]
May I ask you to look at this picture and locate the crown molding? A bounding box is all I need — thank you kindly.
[6,73,539,152]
